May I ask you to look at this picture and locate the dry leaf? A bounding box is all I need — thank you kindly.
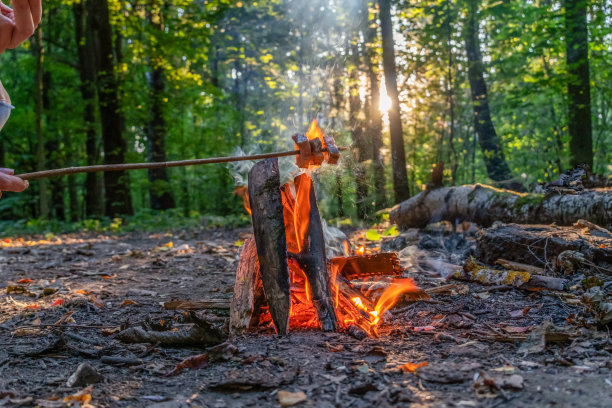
[400,361,428,373]
[63,385,93,405]
[164,353,209,377]
[278,390,307,407]
[120,299,138,307]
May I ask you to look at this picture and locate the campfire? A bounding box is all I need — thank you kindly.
[230,120,424,337]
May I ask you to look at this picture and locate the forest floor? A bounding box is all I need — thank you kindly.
[1,224,611,408]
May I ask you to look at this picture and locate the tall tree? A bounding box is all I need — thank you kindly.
[463,0,511,182]
[146,1,175,211]
[89,0,133,216]
[362,0,386,209]
[564,0,593,168]
[33,25,49,218]
[73,0,102,217]
[379,0,410,203]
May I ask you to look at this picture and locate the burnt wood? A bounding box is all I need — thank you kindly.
[248,159,291,335]
[229,236,266,334]
[330,253,401,281]
[289,174,338,331]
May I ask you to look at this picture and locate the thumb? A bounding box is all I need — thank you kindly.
[0,168,15,175]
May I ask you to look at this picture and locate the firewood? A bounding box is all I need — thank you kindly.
[289,174,338,331]
[230,236,266,334]
[292,133,311,168]
[309,138,325,166]
[330,253,401,281]
[248,158,291,335]
[390,184,612,229]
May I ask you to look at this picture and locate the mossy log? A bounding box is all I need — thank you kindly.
[390,184,612,229]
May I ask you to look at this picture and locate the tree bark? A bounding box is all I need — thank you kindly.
[463,0,512,182]
[379,0,410,203]
[89,0,133,217]
[73,0,101,217]
[348,32,369,220]
[564,0,593,168]
[146,3,175,211]
[33,26,49,219]
[390,185,612,229]
[362,0,387,209]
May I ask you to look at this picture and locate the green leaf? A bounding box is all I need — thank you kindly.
[382,225,399,237]
[366,229,381,241]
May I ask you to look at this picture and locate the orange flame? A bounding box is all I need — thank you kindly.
[356,246,365,255]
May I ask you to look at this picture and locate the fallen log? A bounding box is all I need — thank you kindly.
[475,223,612,267]
[389,184,612,229]
[248,158,291,335]
[229,236,266,334]
[288,174,338,332]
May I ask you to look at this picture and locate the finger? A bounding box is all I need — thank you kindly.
[28,0,40,26]
[0,172,29,192]
[8,0,34,49]
[0,168,15,175]
[0,14,14,53]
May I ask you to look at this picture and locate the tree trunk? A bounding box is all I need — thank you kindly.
[378,0,410,203]
[146,3,175,211]
[348,34,369,220]
[390,184,612,229]
[362,0,387,209]
[564,0,593,168]
[33,27,49,219]
[463,0,512,182]
[73,0,102,217]
[89,0,133,217]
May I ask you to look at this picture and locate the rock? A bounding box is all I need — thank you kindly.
[66,363,102,387]
[418,235,442,250]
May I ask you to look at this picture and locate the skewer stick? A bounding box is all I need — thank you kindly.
[16,147,345,181]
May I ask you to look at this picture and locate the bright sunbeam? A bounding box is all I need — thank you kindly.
[379,77,392,113]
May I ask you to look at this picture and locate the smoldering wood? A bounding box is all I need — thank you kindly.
[323,134,340,164]
[390,184,612,229]
[309,138,325,166]
[248,158,291,335]
[475,223,612,267]
[292,134,311,168]
[289,174,338,332]
[330,253,401,280]
[230,236,266,334]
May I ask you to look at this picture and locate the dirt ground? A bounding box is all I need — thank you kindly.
[1,225,611,407]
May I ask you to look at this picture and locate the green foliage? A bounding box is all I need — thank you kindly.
[0,0,610,231]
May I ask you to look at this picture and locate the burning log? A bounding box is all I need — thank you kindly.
[390,184,612,229]
[287,174,338,332]
[230,236,265,334]
[247,158,291,335]
[330,253,401,281]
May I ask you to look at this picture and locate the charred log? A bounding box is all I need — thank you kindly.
[330,253,401,281]
[230,236,266,334]
[390,184,612,229]
[288,174,338,332]
[248,159,291,335]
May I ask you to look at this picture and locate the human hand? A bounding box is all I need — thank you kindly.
[0,0,42,54]
[0,168,29,199]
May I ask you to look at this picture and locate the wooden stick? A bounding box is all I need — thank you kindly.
[16,147,344,181]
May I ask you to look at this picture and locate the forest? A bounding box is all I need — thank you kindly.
[0,0,608,231]
[2,1,612,406]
